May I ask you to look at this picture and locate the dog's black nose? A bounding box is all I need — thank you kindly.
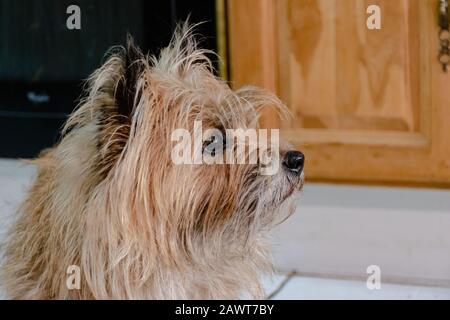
[283,151,305,174]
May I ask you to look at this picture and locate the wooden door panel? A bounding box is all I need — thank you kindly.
[228,0,450,186]
[279,0,420,133]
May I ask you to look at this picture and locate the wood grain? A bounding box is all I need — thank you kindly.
[228,0,450,186]
[227,0,280,129]
[280,0,421,132]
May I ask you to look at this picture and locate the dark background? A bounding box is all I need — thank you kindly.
[0,0,218,158]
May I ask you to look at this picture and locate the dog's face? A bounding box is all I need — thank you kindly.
[81,25,304,257]
[136,31,305,245]
[158,81,305,239]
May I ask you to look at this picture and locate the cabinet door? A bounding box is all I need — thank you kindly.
[228,0,450,186]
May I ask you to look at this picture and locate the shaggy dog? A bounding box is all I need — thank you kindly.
[1,24,304,299]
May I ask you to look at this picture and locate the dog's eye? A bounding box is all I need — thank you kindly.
[203,132,226,157]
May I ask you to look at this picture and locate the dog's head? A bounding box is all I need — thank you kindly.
[68,24,304,259]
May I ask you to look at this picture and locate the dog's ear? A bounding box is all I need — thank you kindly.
[94,36,147,177]
[115,35,145,121]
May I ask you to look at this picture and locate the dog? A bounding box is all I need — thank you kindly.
[1,23,304,299]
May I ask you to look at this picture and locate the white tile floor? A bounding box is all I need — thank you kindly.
[262,274,450,300]
[1,158,450,299]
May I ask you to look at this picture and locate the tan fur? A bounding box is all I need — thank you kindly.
[1,24,303,299]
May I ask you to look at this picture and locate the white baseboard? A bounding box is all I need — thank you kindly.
[271,183,450,287]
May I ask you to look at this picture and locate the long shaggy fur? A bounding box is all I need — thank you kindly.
[1,24,303,299]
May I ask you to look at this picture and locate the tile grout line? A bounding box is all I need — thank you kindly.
[266,270,297,300]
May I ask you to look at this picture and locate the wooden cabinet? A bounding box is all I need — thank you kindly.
[227,0,450,186]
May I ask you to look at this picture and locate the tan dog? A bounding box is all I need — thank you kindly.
[1,24,304,299]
